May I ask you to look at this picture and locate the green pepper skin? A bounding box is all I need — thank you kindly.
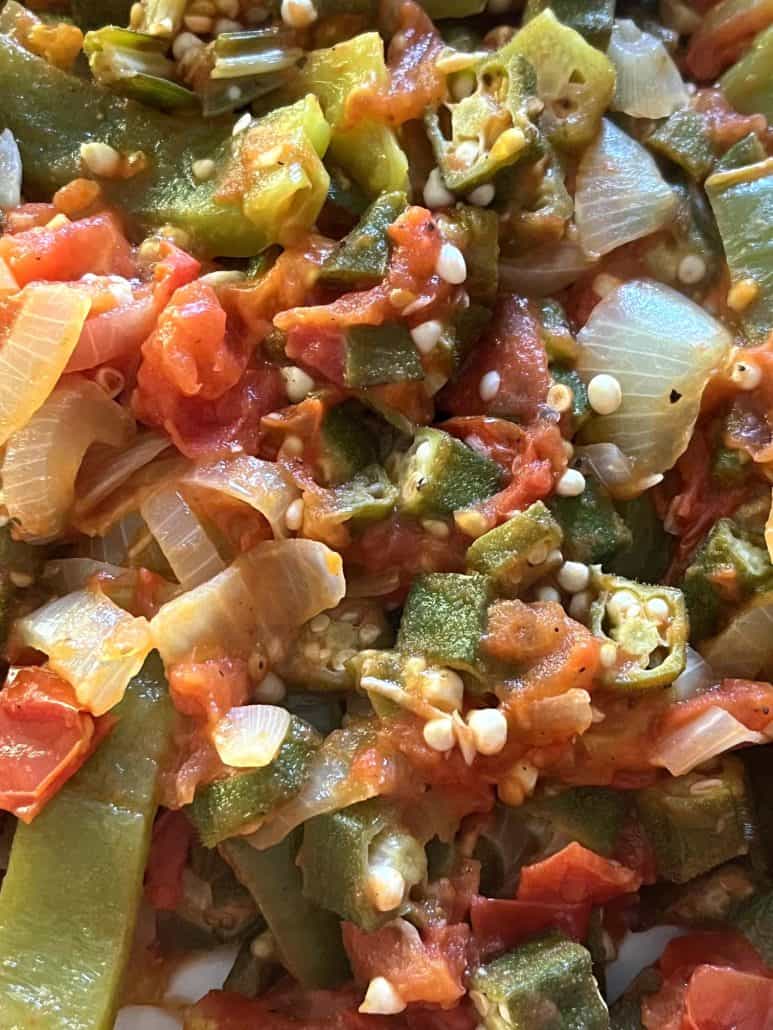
[0,654,173,1030]
[636,757,756,884]
[537,300,579,363]
[189,716,321,847]
[221,831,350,989]
[715,132,768,173]
[469,933,609,1030]
[466,501,563,596]
[397,427,503,517]
[523,0,615,48]
[647,110,716,181]
[721,24,773,121]
[343,324,424,388]
[319,191,407,289]
[398,572,491,675]
[550,365,591,430]
[549,476,631,566]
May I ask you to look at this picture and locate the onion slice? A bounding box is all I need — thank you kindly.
[74,430,171,519]
[575,119,677,257]
[0,283,91,446]
[0,129,22,209]
[2,376,135,539]
[213,704,291,768]
[651,706,767,776]
[699,593,773,680]
[18,588,153,715]
[141,485,225,589]
[668,646,715,701]
[499,238,597,296]
[608,20,689,119]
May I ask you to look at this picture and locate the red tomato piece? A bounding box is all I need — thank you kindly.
[517,842,642,905]
[168,658,250,725]
[683,966,773,1030]
[470,895,592,955]
[144,809,193,911]
[659,931,767,980]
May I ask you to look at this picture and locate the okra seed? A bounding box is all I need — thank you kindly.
[555,469,586,497]
[454,140,480,167]
[423,716,456,752]
[226,85,242,102]
[727,277,760,313]
[467,183,495,207]
[568,589,591,622]
[534,585,561,604]
[606,590,641,621]
[677,254,707,285]
[192,158,216,181]
[478,369,501,402]
[367,867,406,911]
[527,542,550,566]
[421,667,464,712]
[731,360,762,391]
[285,497,305,531]
[129,2,143,27]
[547,383,573,413]
[310,613,330,634]
[556,560,590,594]
[280,0,318,27]
[410,319,444,354]
[232,111,253,135]
[253,671,286,703]
[281,365,315,403]
[435,243,467,285]
[470,990,490,1017]
[454,509,489,538]
[587,374,623,415]
[451,70,477,101]
[250,930,276,960]
[9,571,33,588]
[279,434,304,458]
[645,597,670,623]
[467,707,508,756]
[561,439,575,461]
[545,548,563,567]
[173,32,204,60]
[600,642,618,668]
[318,647,331,662]
[359,623,382,646]
[80,141,121,178]
[359,977,406,1016]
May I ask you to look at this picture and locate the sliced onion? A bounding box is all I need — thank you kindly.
[577,280,732,481]
[651,706,767,776]
[575,119,677,257]
[213,704,291,768]
[2,376,134,539]
[499,238,597,296]
[151,538,345,667]
[608,20,689,119]
[18,588,153,715]
[575,443,634,494]
[0,129,22,209]
[700,593,773,680]
[0,283,91,447]
[141,485,225,590]
[183,456,300,540]
[81,510,153,565]
[163,944,240,1006]
[74,430,171,519]
[668,646,715,701]
[43,557,126,594]
[606,926,688,1003]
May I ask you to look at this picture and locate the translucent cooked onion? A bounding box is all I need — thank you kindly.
[651,706,767,776]
[668,646,715,701]
[608,20,689,119]
[575,119,677,257]
[2,376,134,539]
[150,538,345,667]
[74,431,171,519]
[766,487,773,563]
[213,704,291,768]
[141,485,225,589]
[499,238,597,296]
[19,588,153,715]
[577,280,732,481]
[700,594,773,680]
[0,284,91,447]
[0,129,22,209]
[183,456,300,540]
[575,443,634,494]
[81,511,153,566]
[43,558,126,594]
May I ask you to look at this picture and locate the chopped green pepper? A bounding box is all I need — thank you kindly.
[316,402,379,487]
[721,24,773,122]
[436,304,493,376]
[343,323,424,388]
[466,501,563,596]
[636,757,756,883]
[647,109,716,181]
[548,476,632,566]
[437,204,500,304]
[469,933,609,1030]
[523,0,615,49]
[188,716,321,847]
[714,132,768,173]
[319,190,407,288]
[397,427,503,517]
[299,799,427,930]
[221,831,350,988]
[0,654,173,1030]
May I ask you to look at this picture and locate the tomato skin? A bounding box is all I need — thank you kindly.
[659,931,767,980]
[470,895,591,956]
[168,658,249,725]
[683,966,773,1030]
[144,809,193,911]
[686,4,773,80]
[517,842,642,906]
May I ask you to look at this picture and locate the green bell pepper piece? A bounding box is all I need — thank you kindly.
[0,654,173,1030]
[435,304,493,376]
[501,10,616,152]
[343,323,424,388]
[548,476,632,566]
[523,0,615,48]
[731,888,773,964]
[706,157,773,342]
[642,862,757,928]
[721,24,773,121]
[299,799,427,931]
[188,716,321,847]
[221,831,350,989]
[296,32,408,196]
[398,571,491,675]
[647,110,716,181]
[473,804,532,898]
[523,786,632,860]
[397,427,503,518]
[636,757,756,884]
[315,402,379,487]
[437,205,500,305]
[83,27,197,110]
[466,501,563,596]
[469,933,609,1030]
[589,571,687,691]
[715,132,768,173]
[319,191,407,288]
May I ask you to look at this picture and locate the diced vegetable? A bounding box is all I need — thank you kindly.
[466,501,563,595]
[548,476,632,566]
[315,403,379,487]
[523,0,615,47]
[721,24,773,120]
[397,427,503,517]
[83,27,196,110]
[731,888,773,964]
[521,787,631,859]
[607,20,688,119]
[397,572,491,676]
[343,324,424,388]
[319,191,407,288]
[647,109,716,181]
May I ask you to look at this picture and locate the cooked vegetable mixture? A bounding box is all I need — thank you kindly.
[1,0,773,1026]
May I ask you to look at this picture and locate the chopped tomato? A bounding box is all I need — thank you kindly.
[683,966,773,1029]
[144,809,193,911]
[4,202,57,234]
[655,679,773,739]
[343,921,469,1008]
[168,658,250,725]
[0,667,99,822]
[440,296,549,423]
[483,600,572,665]
[693,88,769,151]
[345,515,468,594]
[659,931,767,980]
[184,988,389,1029]
[687,6,773,80]
[285,325,347,385]
[517,842,642,905]
[0,212,135,286]
[470,895,591,956]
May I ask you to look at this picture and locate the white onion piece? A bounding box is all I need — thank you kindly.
[605,926,688,1003]
[19,588,153,715]
[82,511,152,566]
[577,280,732,481]
[651,706,767,776]
[114,1007,183,1030]
[608,20,689,119]
[0,129,22,209]
[700,594,773,680]
[183,456,300,540]
[2,376,134,539]
[0,284,91,447]
[575,443,634,493]
[43,558,126,594]
[668,646,715,701]
[163,944,239,1006]
[213,704,291,768]
[499,238,597,296]
[575,119,677,257]
[151,538,345,666]
[75,431,171,519]
[141,486,225,590]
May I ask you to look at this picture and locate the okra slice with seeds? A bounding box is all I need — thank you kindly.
[397,427,503,518]
[466,501,563,596]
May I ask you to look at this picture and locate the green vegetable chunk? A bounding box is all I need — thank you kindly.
[636,757,756,883]
[319,191,407,288]
[523,787,632,859]
[647,110,716,181]
[523,0,615,48]
[316,402,379,487]
[83,27,196,110]
[0,654,173,1030]
[397,427,503,517]
[221,831,350,989]
[437,205,500,304]
[607,494,672,584]
[469,933,609,1030]
[721,24,773,121]
[548,476,632,566]
[731,888,773,964]
[343,323,424,388]
[466,501,563,595]
[715,132,767,173]
[398,572,491,675]
[299,799,427,930]
[188,716,321,847]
